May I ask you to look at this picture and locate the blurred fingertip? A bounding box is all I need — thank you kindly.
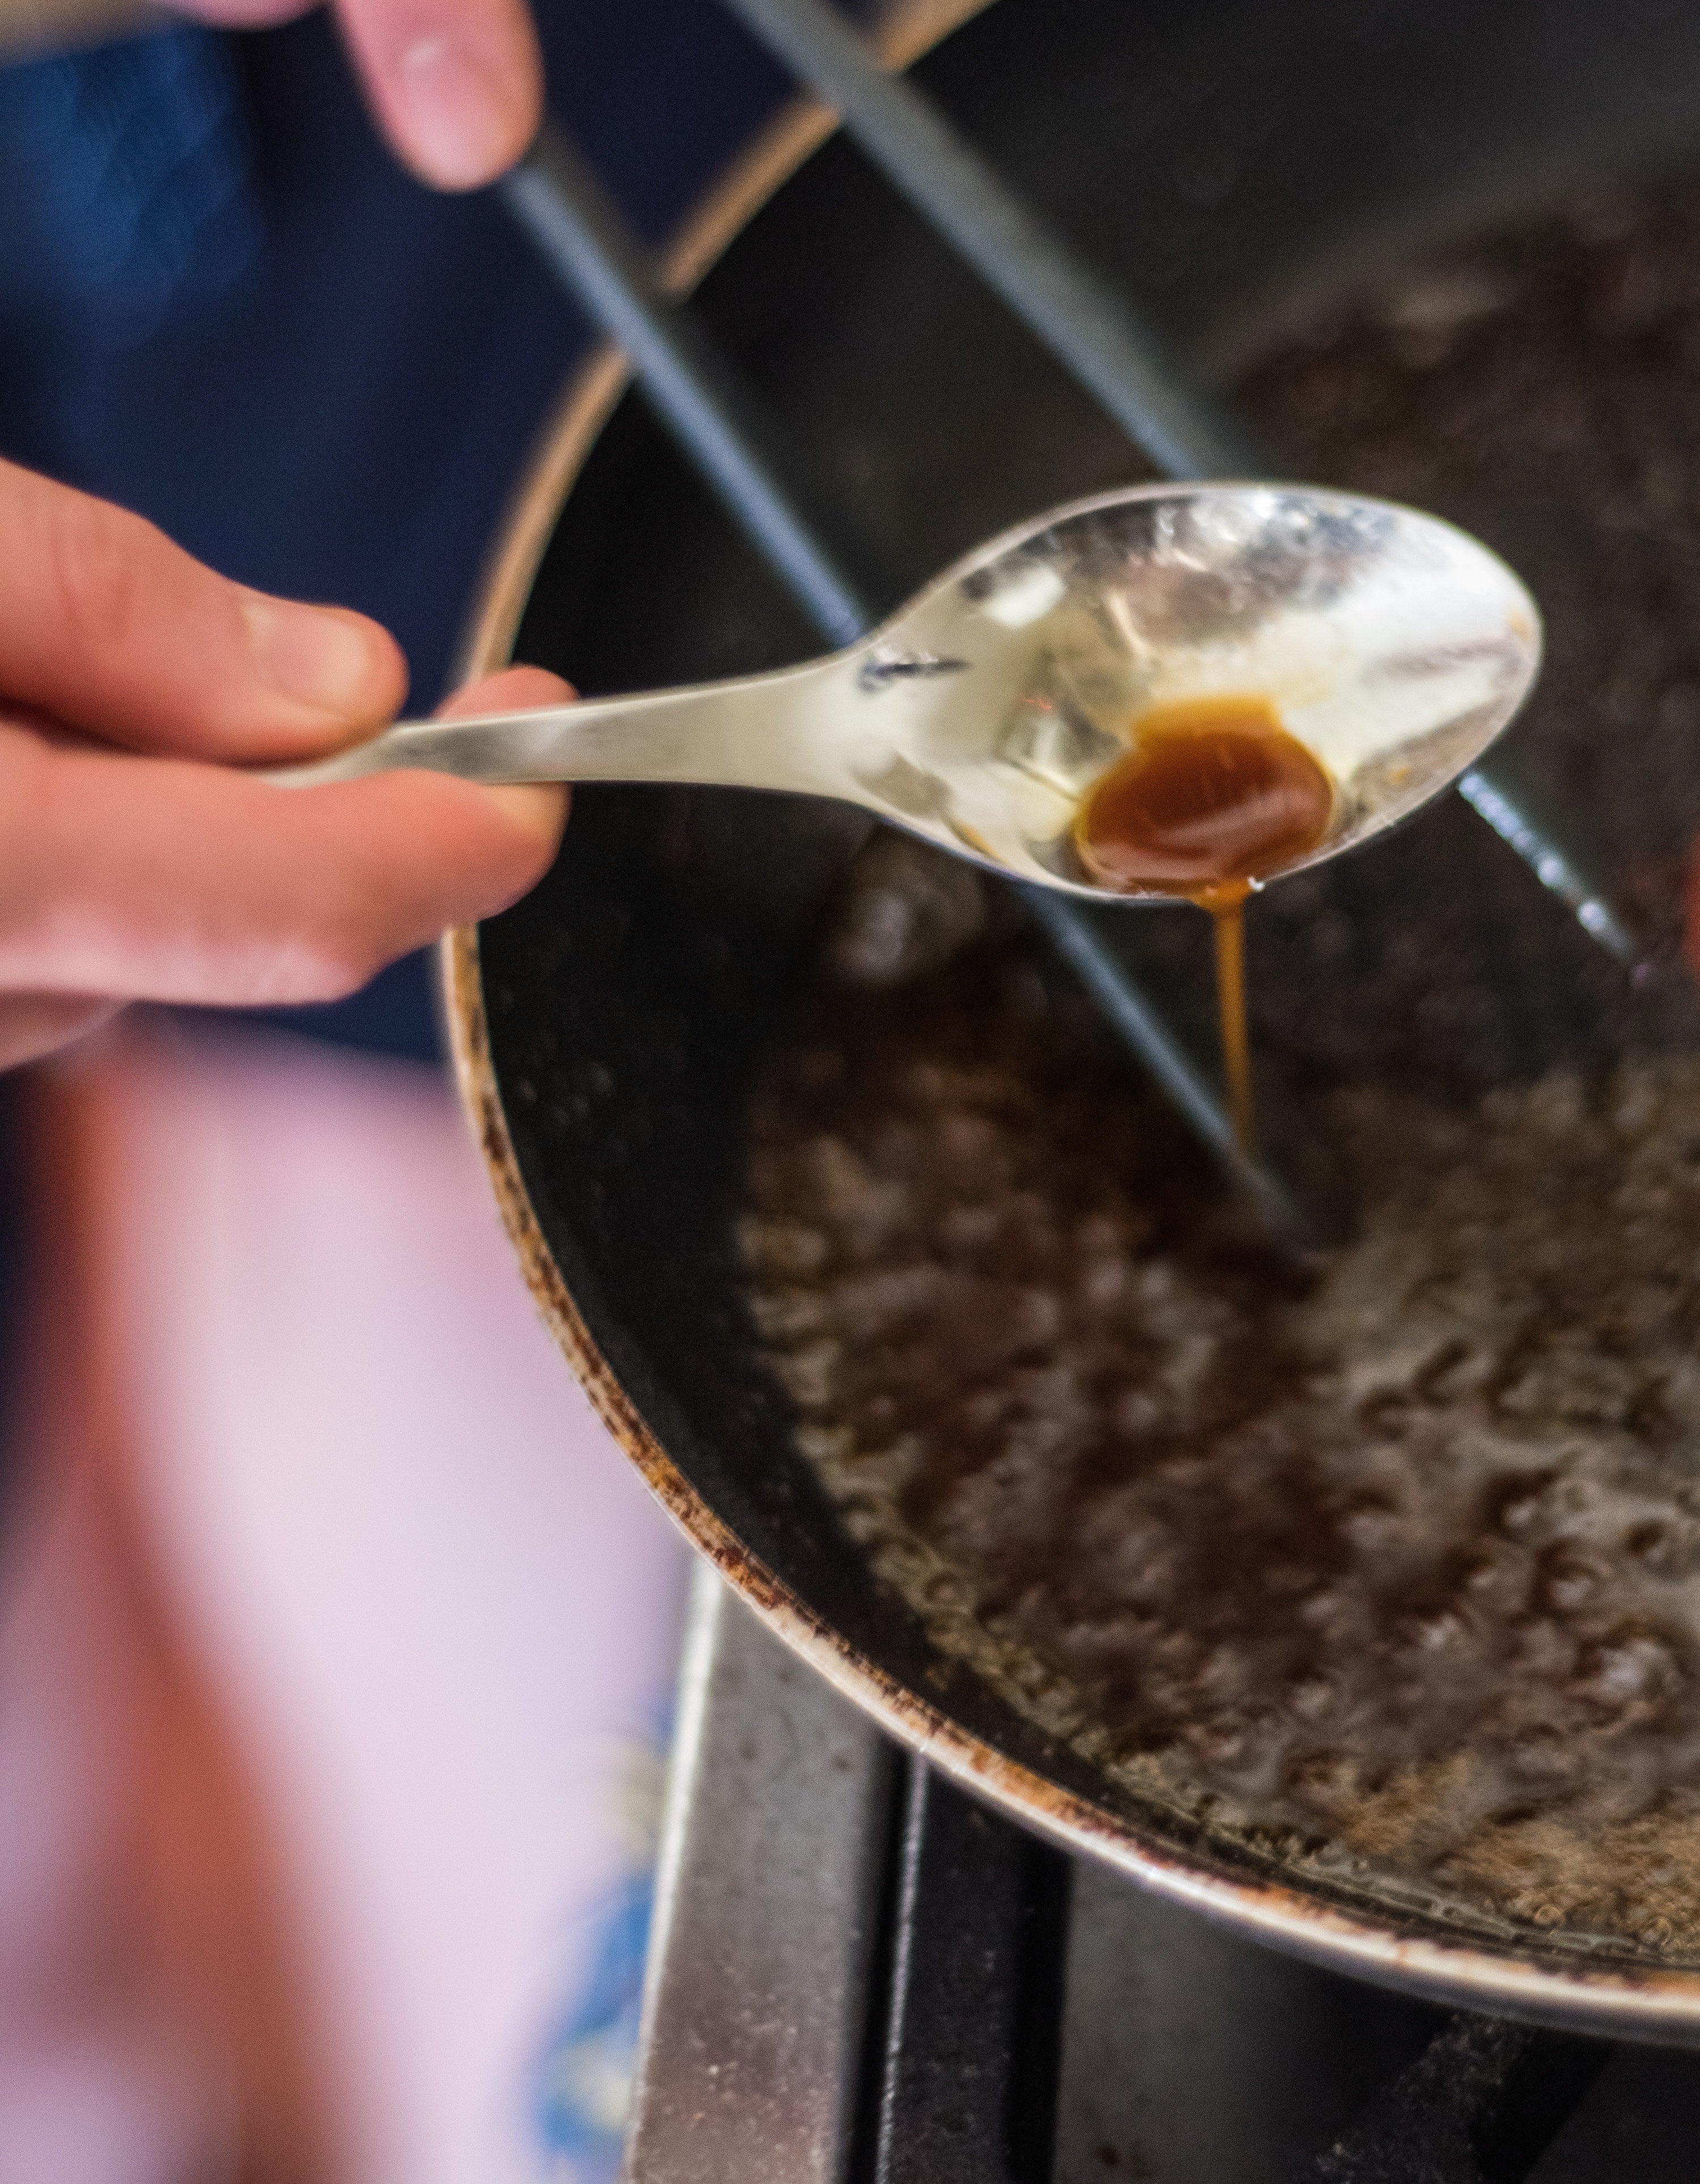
[384,12,542,189]
[440,663,575,718]
[481,781,570,847]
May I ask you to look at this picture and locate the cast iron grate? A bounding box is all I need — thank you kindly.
[620,1558,1700,2184]
[867,1783,1692,2183]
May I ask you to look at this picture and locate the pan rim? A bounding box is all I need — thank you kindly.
[439,0,1700,2038]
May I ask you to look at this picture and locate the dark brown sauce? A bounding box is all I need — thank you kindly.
[1074,696,1335,1149]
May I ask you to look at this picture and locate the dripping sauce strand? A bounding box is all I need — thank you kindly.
[1202,879,1254,1153]
[1073,696,1335,1152]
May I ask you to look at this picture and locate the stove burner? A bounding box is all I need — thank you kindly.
[625,1579,1700,2184]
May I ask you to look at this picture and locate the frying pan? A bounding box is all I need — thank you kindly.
[445,0,1700,2037]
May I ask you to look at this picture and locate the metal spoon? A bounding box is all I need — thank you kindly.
[273,482,1541,896]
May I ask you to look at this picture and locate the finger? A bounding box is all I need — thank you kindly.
[432,661,572,838]
[0,995,121,1073]
[0,681,571,1006]
[0,459,406,763]
[168,0,540,187]
[332,0,542,189]
[440,664,569,716]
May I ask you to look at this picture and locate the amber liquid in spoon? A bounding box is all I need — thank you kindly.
[1073,696,1335,1150]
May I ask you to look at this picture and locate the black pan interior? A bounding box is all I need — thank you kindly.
[479,0,1700,1928]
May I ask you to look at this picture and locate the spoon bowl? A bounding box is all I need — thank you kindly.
[274,482,1542,899]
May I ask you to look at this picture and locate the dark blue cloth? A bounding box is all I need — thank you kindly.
[0,0,790,1060]
[0,29,260,354]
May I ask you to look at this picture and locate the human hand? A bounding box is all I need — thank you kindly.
[172,0,542,190]
[0,457,568,1070]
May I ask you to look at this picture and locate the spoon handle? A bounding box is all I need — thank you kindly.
[264,660,841,795]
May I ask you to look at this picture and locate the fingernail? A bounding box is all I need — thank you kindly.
[482,782,571,840]
[394,29,533,190]
[242,597,393,719]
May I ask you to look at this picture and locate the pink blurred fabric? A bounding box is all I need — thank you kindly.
[0,1017,690,2183]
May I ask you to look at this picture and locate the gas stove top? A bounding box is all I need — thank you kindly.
[620,1574,1700,2184]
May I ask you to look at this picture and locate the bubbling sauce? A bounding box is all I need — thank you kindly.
[1073,697,1335,1147]
[742,993,1700,1956]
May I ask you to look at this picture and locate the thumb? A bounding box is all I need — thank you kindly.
[0,459,406,764]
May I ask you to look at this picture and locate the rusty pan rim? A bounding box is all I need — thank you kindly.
[439,1,1700,2037]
